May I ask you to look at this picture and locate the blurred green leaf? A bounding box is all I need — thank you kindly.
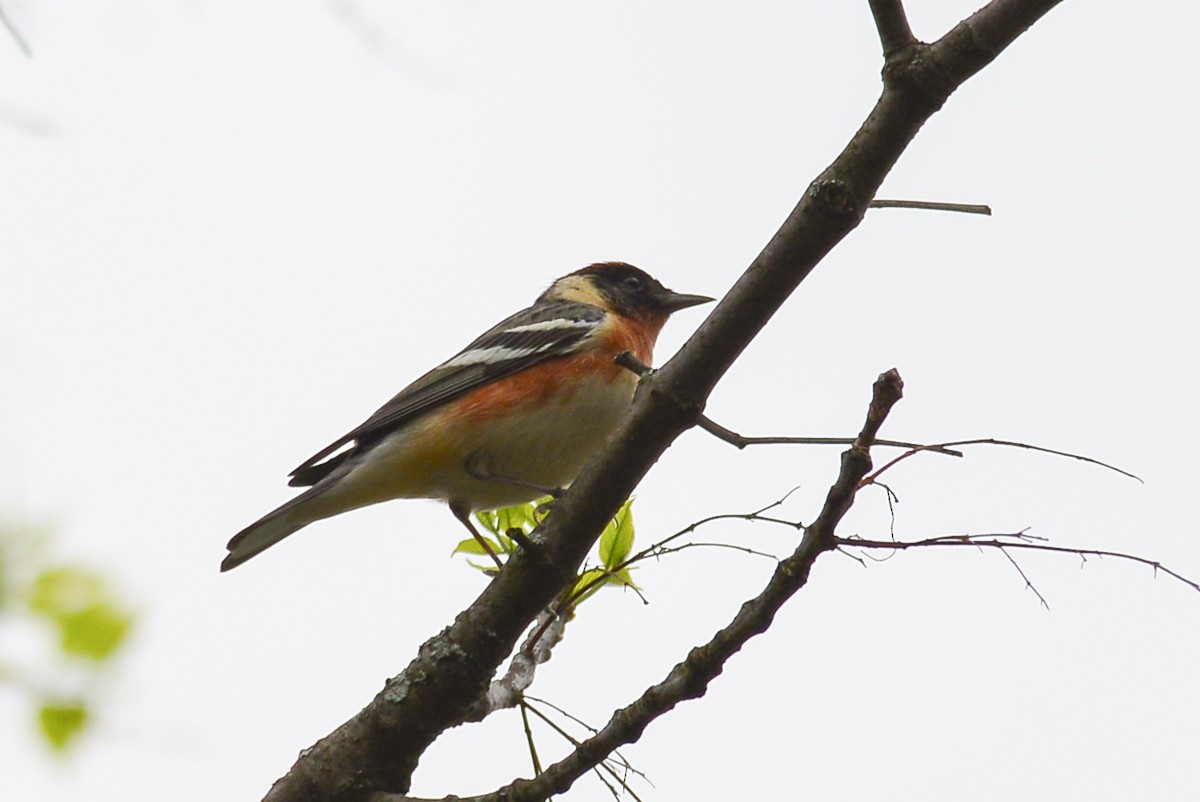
[38,701,88,751]
[4,520,135,753]
[28,567,132,662]
[29,567,106,619]
[599,500,635,569]
[59,603,131,661]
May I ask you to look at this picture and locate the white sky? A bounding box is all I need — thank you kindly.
[2,1,1198,800]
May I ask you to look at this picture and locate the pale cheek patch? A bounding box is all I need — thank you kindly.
[544,276,607,308]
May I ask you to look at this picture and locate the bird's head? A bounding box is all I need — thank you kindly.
[541,262,713,323]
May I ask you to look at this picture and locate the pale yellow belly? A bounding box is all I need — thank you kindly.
[319,370,637,514]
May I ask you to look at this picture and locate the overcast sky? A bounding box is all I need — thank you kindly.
[3,2,1198,800]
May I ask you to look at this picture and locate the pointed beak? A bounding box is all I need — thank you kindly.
[655,289,715,313]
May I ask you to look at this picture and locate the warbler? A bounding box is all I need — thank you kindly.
[221,262,712,571]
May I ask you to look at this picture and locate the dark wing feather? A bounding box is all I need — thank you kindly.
[287,301,605,487]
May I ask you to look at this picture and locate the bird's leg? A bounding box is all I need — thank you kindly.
[450,502,504,571]
[464,456,565,500]
[462,457,558,557]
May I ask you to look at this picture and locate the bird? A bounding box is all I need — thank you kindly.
[220,262,712,571]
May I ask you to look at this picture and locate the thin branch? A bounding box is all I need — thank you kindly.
[618,351,961,457]
[647,541,781,563]
[523,695,649,786]
[561,502,804,609]
[521,702,646,802]
[837,533,1200,594]
[869,198,992,215]
[863,437,1141,486]
[523,695,598,735]
[0,1,30,56]
[868,0,917,56]
[517,702,543,778]
[695,413,963,456]
[996,545,1050,609]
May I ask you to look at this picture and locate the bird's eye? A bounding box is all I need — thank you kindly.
[622,275,643,291]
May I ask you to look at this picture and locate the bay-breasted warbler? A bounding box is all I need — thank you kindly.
[221,262,711,571]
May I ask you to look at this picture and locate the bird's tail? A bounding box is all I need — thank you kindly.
[221,485,333,571]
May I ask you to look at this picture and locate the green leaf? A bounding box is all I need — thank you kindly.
[28,567,132,661]
[466,560,500,576]
[612,567,640,590]
[494,531,515,555]
[494,504,533,534]
[58,603,131,661]
[473,510,499,535]
[569,568,610,605]
[38,701,88,750]
[452,537,491,556]
[29,567,106,619]
[599,500,635,569]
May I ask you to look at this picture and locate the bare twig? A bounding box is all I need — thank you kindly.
[647,541,781,563]
[560,499,805,610]
[695,413,963,456]
[870,198,992,215]
[617,351,961,457]
[837,533,1200,594]
[521,702,646,802]
[863,437,1141,486]
[523,695,649,786]
[996,546,1050,608]
[0,1,30,56]
[612,350,654,377]
[517,702,543,778]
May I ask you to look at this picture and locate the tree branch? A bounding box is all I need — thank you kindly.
[695,413,962,456]
[838,533,1200,595]
[867,0,917,57]
[461,609,567,722]
[259,2,1067,799]
[616,350,962,457]
[0,1,30,57]
[869,198,992,215]
[862,437,1141,485]
[370,370,906,802]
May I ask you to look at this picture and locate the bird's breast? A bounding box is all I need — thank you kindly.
[346,356,640,512]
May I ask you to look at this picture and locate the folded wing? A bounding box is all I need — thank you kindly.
[287,301,607,487]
